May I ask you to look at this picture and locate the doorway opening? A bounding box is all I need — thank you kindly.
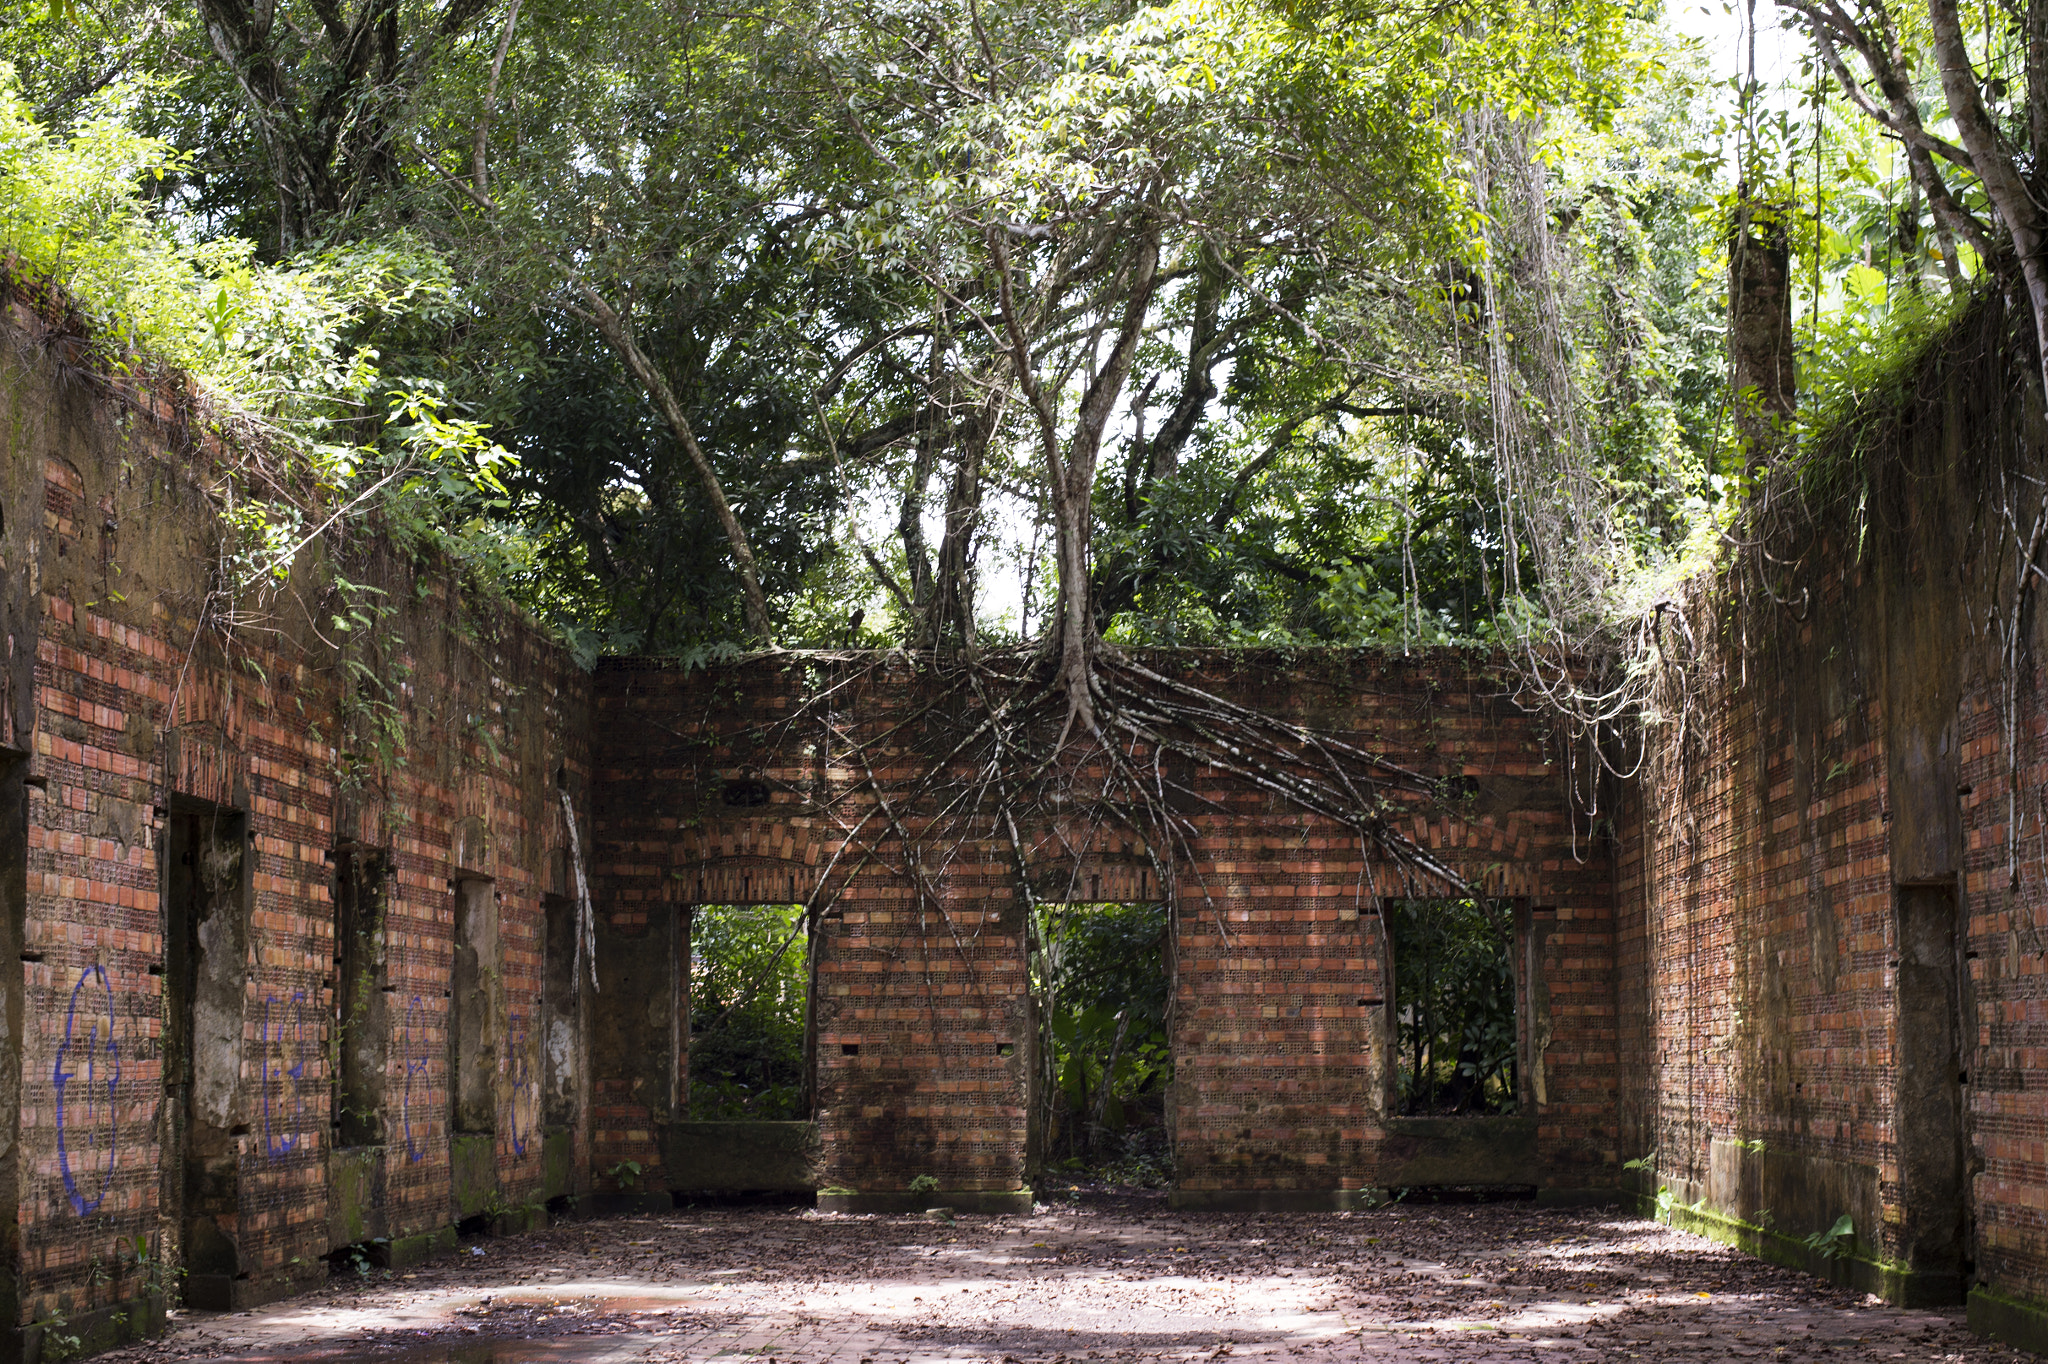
[686,903,811,1120]
[1386,896,1519,1115]
[161,802,251,1306]
[1894,882,1968,1299]
[1030,901,1173,1188]
[541,892,580,1129]
[331,846,389,1148]
[450,876,500,1137]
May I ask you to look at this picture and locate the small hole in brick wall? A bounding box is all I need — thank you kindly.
[18,952,40,963]
[996,1043,1014,1057]
[842,1043,860,1056]
[722,778,771,808]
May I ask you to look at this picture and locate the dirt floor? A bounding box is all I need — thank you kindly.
[93,1196,2026,1364]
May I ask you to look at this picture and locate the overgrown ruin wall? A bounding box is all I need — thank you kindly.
[0,287,1633,1362]
[588,652,1617,1211]
[1618,293,2048,1341]
[0,297,594,1356]
[14,267,2048,1363]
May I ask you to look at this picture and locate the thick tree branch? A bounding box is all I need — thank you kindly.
[568,281,777,644]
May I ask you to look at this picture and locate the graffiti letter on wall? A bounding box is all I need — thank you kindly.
[507,1012,537,1158]
[54,964,118,1215]
[261,992,310,1159]
[400,995,430,1163]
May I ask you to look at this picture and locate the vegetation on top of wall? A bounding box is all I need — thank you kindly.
[1783,286,2006,524]
[0,70,529,609]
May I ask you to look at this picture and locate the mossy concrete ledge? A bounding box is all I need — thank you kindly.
[542,1128,575,1201]
[664,1121,818,1193]
[451,1133,496,1219]
[1969,1285,2048,1356]
[1169,1188,1382,1213]
[1641,1195,1959,1308]
[817,1189,1033,1215]
[328,1145,389,1246]
[16,1290,164,1364]
[371,1225,459,1270]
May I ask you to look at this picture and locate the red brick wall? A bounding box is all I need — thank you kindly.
[591,650,1615,1201]
[1618,295,2048,1312]
[2,300,592,1328]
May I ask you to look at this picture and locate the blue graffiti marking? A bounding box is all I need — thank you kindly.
[54,964,118,1216]
[261,991,309,1159]
[400,995,429,1163]
[507,1012,533,1158]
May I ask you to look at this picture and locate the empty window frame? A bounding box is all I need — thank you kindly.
[685,903,810,1120]
[1385,896,1519,1116]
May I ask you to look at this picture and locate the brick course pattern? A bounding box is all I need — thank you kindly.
[12,274,2048,1361]
[0,301,594,1342]
[1616,293,2048,1326]
[589,652,1614,1203]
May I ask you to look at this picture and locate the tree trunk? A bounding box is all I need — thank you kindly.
[929,405,994,654]
[1927,0,2048,404]
[195,0,336,250]
[897,340,943,638]
[989,210,1162,737]
[1046,229,1163,738]
[573,283,776,644]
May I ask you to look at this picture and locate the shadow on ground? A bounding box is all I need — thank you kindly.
[90,1196,2024,1363]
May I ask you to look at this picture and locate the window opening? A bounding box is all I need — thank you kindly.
[1388,896,1518,1115]
[332,847,390,1147]
[686,903,809,1120]
[1031,902,1172,1186]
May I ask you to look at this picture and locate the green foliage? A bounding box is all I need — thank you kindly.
[1803,1213,1856,1261]
[0,70,375,427]
[1389,897,1518,1115]
[0,0,1782,669]
[0,70,538,613]
[688,904,809,1121]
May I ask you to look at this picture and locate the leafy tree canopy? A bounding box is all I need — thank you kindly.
[0,0,2024,684]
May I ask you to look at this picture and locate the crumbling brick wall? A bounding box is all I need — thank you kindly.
[590,650,1616,1207]
[1619,293,2048,1322]
[0,293,592,1345]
